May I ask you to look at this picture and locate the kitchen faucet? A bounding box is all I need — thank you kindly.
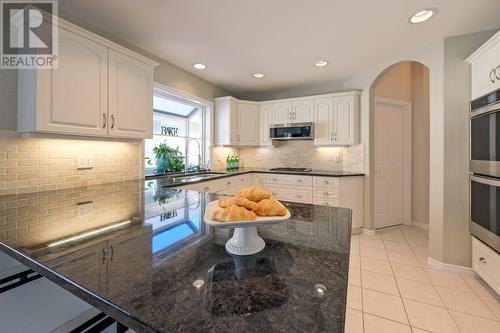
[185,137,202,172]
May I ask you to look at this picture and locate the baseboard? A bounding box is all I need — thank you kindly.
[351,227,363,235]
[427,257,473,274]
[411,220,429,231]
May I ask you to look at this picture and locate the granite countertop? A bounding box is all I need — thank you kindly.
[0,180,352,333]
[146,168,365,187]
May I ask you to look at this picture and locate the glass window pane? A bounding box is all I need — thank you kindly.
[153,113,186,137]
[188,110,202,139]
[153,95,195,116]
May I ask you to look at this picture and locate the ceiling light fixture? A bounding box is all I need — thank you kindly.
[409,8,437,24]
[253,73,265,78]
[314,60,328,67]
[193,63,206,70]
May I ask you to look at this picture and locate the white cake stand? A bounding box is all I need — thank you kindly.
[203,200,291,255]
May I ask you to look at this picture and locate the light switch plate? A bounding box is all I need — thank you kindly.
[77,155,93,169]
[77,201,94,217]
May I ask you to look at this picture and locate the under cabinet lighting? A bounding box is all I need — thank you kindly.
[409,9,437,24]
[47,220,132,247]
[253,73,265,78]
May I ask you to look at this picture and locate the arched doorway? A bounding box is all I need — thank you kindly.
[369,61,430,231]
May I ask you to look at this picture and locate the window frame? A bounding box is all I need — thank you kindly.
[143,82,213,176]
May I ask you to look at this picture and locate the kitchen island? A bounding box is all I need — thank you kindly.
[0,179,352,333]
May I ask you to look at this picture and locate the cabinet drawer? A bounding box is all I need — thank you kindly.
[313,188,339,199]
[263,174,312,187]
[472,237,500,294]
[313,198,338,207]
[266,185,312,204]
[238,174,252,188]
[313,176,339,188]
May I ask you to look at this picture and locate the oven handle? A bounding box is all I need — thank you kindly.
[470,102,500,119]
[470,174,500,186]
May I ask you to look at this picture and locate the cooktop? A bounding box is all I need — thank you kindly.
[269,167,312,172]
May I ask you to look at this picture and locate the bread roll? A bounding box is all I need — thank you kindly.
[237,187,271,202]
[212,204,257,222]
[254,198,288,216]
[219,196,258,211]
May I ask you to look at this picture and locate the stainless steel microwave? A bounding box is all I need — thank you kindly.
[270,122,314,141]
[470,174,500,253]
[470,89,500,178]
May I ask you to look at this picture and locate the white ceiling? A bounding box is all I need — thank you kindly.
[59,0,500,98]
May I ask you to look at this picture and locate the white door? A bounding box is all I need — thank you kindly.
[374,99,411,228]
[259,104,273,146]
[272,102,291,124]
[314,97,334,145]
[471,44,498,99]
[108,49,154,139]
[36,28,108,136]
[333,96,355,145]
[237,103,259,145]
[292,100,314,123]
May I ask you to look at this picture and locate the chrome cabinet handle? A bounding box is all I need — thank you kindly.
[323,180,330,184]
[296,194,302,198]
[102,249,106,264]
[324,202,329,206]
[227,181,232,185]
[297,179,303,183]
[272,177,278,181]
[272,192,277,196]
[496,65,500,80]
[479,257,487,264]
[204,186,209,191]
[102,114,107,128]
[111,114,116,129]
[490,68,496,83]
[110,246,114,261]
[323,191,329,195]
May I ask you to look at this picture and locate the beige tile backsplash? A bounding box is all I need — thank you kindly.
[212,142,365,173]
[0,136,142,196]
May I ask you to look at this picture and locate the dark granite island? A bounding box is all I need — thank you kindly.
[0,179,352,333]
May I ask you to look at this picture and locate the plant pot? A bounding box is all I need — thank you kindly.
[155,156,171,173]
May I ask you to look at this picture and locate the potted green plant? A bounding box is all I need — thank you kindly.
[145,143,185,173]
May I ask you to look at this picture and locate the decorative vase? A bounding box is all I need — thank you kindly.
[155,155,171,173]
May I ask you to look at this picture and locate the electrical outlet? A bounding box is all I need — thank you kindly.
[77,201,94,217]
[334,154,341,162]
[351,155,359,164]
[77,155,93,169]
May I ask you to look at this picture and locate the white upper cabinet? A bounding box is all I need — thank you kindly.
[314,97,334,145]
[272,102,292,124]
[215,91,360,147]
[18,27,109,136]
[259,104,273,146]
[108,49,153,139]
[271,100,314,124]
[237,102,259,145]
[466,31,500,100]
[214,97,259,146]
[333,94,358,145]
[17,20,157,139]
[291,99,314,123]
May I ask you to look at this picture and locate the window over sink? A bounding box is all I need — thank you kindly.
[145,86,210,176]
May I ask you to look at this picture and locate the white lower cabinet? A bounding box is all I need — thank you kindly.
[472,237,500,294]
[177,173,364,230]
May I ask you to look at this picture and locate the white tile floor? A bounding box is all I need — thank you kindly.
[345,225,500,333]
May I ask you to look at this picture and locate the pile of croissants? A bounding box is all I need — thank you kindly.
[212,187,288,222]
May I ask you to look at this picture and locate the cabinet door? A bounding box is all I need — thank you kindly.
[259,104,273,146]
[272,102,291,124]
[333,96,355,145]
[291,99,314,123]
[108,49,154,139]
[49,242,107,295]
[107,228,152,299]
[36,28,108,136]
[237,103,259,145]
[471,44,498,100]
[314,98,334,145]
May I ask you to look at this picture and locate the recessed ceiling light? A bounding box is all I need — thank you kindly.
[409,8,437,24]
[314,60,328,67]
[253,73,265,78]
[193,63,206,70]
